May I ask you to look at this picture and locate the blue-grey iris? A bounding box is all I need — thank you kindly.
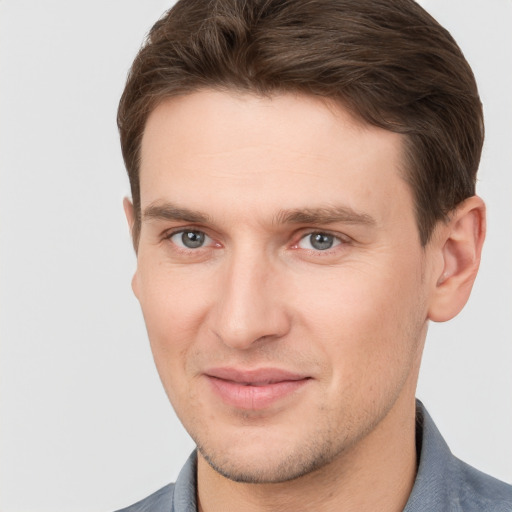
[182,231,205,248]
[310,233,334,250]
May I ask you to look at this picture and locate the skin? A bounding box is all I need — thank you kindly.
[124,90,485,512]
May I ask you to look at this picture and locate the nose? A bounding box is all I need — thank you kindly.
[210,249,291,350]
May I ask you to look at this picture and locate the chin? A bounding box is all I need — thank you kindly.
[195,425,342,484]
[199,447,336,484]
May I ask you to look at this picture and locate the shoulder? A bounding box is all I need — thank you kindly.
[114,483,175,512]
[114,451,198,512]
[449,457,512,512]
[406,401,512,512]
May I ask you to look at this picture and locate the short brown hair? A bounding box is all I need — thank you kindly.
[118,0,483,247]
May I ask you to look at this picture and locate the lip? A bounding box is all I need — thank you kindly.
[204,367,311,410]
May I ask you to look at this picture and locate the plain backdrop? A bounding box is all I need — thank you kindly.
[1,1,511,511]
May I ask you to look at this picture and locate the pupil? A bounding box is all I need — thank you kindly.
[182,231,204,248]
[311,233,333,250]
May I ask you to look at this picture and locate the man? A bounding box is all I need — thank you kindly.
[115,0,512,510]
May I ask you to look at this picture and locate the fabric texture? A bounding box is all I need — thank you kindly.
[115,401,512,511]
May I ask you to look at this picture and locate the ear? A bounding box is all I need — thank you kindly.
[123,197,140,299]
[427,196,486,322]
[123,197,135,233]
[123,196,140,251]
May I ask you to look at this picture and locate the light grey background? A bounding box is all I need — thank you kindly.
[0,1,510,511]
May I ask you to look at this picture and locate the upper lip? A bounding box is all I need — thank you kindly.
[205,367,309,385]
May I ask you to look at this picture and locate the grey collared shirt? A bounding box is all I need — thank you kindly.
[116,401,512,511]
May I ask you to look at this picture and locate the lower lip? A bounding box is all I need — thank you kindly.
[206,376,310,410]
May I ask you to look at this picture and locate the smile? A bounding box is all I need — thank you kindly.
[204,368,311,410]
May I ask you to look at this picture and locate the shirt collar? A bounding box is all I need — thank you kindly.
[172,450,198,512]
[403,400,454,511]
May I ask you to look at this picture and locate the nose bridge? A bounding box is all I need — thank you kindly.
[211,243,289,349]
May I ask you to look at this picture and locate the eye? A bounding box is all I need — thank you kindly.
[298,232,342,251]
[169,230,212,249]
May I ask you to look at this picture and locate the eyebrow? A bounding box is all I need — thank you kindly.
[142,202,211,224]
[142,201,375,227]
[274,206,376,226]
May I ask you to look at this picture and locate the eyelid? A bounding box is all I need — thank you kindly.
[161,226,349,252]
[292,229,349,246]
[163,227,219,250]
[163,225,207,239]
[300,233,340,249]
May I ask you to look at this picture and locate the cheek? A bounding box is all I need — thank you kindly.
[135,263,213,380]
[294,260,425,386]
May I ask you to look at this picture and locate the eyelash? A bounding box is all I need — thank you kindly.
[293,231,346,252]
[163,228,217,251]
[163,228,349,256]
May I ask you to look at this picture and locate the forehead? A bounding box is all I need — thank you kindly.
[139,90,413,227]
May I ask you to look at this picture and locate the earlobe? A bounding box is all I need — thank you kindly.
[427,196,486,322]
[131,271,140,300]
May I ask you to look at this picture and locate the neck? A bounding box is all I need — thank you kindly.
[197,396,418,512]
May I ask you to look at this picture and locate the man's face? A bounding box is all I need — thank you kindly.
[132,90,437,482]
